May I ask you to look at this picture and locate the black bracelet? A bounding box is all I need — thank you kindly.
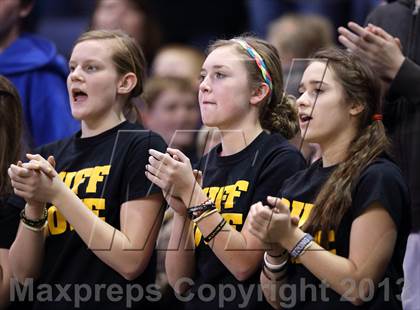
[187,199,215,220]
[203,218,226,243]
[267,249,288,258]
[20,207,48,228]
[262,264,288,282]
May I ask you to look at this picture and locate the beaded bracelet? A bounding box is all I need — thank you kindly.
[20,207,48,229]
[290,233,314,259]
[203,218,226,243]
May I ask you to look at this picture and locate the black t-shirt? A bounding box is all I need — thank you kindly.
[0,197,28,310]
[0,195,21,250]
[10,121,167,309]
[186,131,306,310]
[279,156,410,309]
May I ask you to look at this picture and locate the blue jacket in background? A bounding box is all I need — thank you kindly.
[0,33,79,147]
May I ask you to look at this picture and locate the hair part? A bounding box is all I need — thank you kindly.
[0,76,23,196]
[208,35,299,139]
[302,48,390,247]
[74,29,147,122]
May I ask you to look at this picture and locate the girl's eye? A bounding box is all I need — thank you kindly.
[198,74,206,82]
[313,88,323,95]
[215,72,225,79]
[69,65,75,72]
[86,65,97,72]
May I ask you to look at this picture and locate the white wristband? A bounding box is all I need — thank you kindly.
[21,220,48,232]
[264,251,288,271]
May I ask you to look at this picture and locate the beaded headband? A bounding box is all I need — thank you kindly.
[230,39,273,92]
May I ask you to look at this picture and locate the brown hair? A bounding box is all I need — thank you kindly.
[142,76,197,110]
[208,36,299,139]
[0,76,23,196]
[303,48,390,247]
[74,29,147,122]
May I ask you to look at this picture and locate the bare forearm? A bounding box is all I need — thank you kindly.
[260,271,289,310]
[196,212,263,281]
[185,188,263,281]
[165,213,195,293]
[9,204,46,283]
[0,251,11,309]
[52,188,158,280]
[282,229,392,304]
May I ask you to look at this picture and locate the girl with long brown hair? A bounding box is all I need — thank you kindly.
[0,75,24,309]
[248,47,410,309]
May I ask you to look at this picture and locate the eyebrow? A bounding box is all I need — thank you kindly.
[201,64,231,71]
[298,80,330,88]
[68,58,103,64]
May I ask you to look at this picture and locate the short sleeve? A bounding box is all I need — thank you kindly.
[0,202,20,249]
[253,149,306,205]
[351,159,409,228]
[124,132,167,201]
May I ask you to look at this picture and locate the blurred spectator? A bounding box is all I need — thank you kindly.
[0,0,79,147]
[91,0,161,64]
[30,0,93,58]
[141,76,200,162]
[267,13,334,97]
[248,0,382,38]
[151,44,205,86]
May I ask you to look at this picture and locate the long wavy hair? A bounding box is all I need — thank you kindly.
[0,76,24,196]
[302,48,390,247]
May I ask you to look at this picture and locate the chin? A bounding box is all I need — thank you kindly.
[70,109,87,121]
[202,119,218,128]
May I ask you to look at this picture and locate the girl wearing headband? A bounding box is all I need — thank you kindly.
[248,48,409,309]
[145,36,306,309]
[7,30,166,309]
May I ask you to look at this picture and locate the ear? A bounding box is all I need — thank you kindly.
[117,73,138,95]
[250,83,271,106]
[19,2,34,18]
[349,101,365,116]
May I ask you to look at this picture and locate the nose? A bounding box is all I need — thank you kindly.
[296,91,310,108]
[199,75,211,93]
[69,65,84,82]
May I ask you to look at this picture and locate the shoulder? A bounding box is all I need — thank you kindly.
[120,122,165,143]
[356,156,406,190]
[34,135,75,157]
[260,132,305,161]
[352,156,409,227]
[118,122,167,154]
